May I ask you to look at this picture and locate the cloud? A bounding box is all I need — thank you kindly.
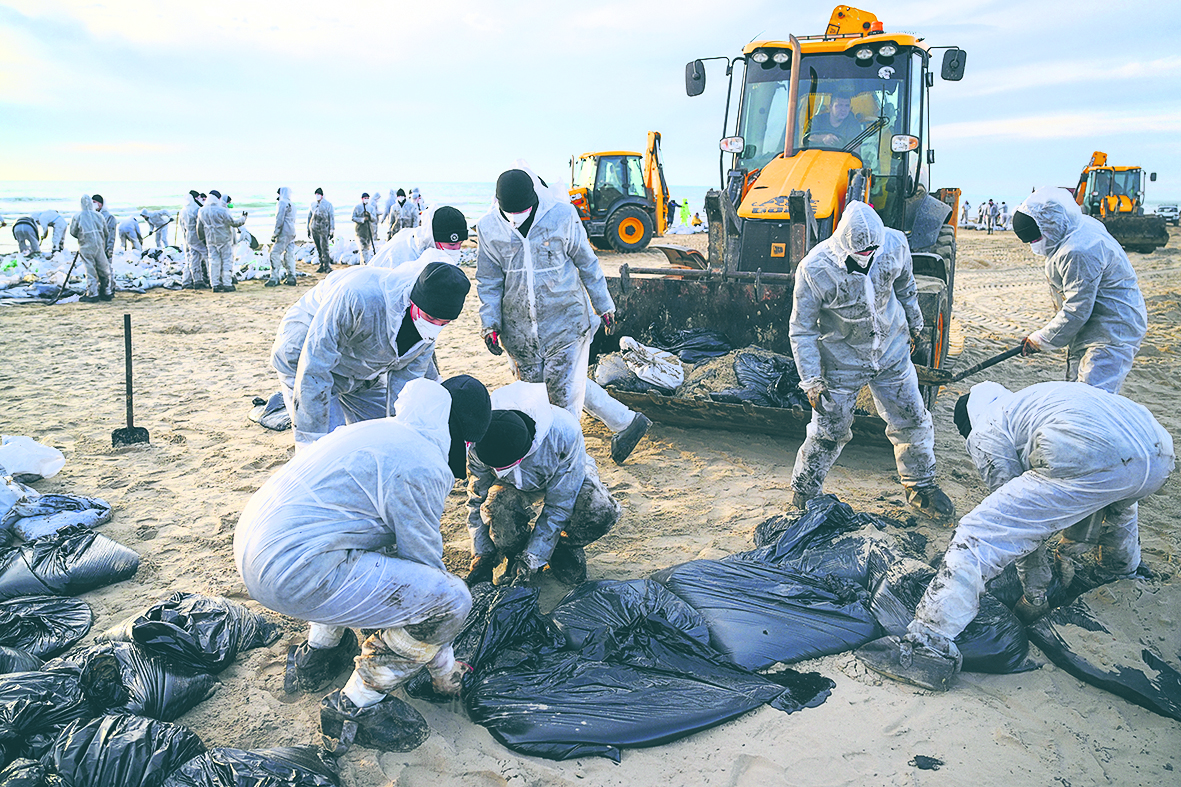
[934,108,1181,141]
[66,141,178,154]
[958,55,1181,97]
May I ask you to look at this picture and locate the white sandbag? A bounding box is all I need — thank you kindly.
[619,337,684,389]
[0,436,66,481]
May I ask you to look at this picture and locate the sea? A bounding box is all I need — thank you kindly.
[0,181,714,253]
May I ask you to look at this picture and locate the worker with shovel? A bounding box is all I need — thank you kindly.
[68,194,113,302]
[1011,187,1147,394]
[858,380,1173,690]
[140,208,173,248]
[351,193,377,263]
[789,201,954,519]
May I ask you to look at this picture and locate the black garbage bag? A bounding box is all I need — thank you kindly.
[162,745,338,787]
[0,650,40,676]
[869,558,1032,674]
[464,589,831,762]
[102,593,279,674]
[735,527,905,590]
[0,757,60,786]
[1026,581,1181,722]
[44,712,205,787]
[247,393,291,432]
[548,579,710,651]
[1,490,112,542]
[0,526,139,601]
[649,328,732,364]
[47,643,218,722]
[710,351,807,409]
[651,559,879,670]
[0,671,90,765]
[0,597,92,659]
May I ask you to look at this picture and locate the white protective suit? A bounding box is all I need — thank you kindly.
[382,189,399,229]
[140,208,172,248]
[475,181,621,420]
[234,378,470,693]
[68,195,112,298]
[271,251,452,447]
[369,207,459,270]
[466,382,619,570]
[12,218,40,256]
[96,204,116,259]
[788,201,934,498]
[910,381,1173,648]
[270,186,296,283]
[198,194,246,288]
[179,193,207,287]
[397,198,420,234]
[1017,187,1147,393]
[351,200,378,263]
[117,217,143,251]
[31,210,67,252]
[308,196,335,270]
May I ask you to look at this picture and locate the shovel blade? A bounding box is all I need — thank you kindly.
[112,427,150,447]
[914,366,954,386]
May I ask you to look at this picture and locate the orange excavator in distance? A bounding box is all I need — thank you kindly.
[1071,151,1167,253]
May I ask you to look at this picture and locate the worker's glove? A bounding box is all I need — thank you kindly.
[484,331,503,356]
[909,326,923,352]
[601,311,617,335]
[270,236,278,244]
[803,382,833,415]
[1021,335,1041,357]
[507,558,543,588]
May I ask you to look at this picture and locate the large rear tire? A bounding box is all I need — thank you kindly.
[607,207,654,253]
[590,237,614,252]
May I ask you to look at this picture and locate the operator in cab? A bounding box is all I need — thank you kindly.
[804,85,864,149]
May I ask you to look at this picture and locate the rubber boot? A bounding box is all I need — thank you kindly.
[1013,595,1050,624]
[611,413,651,465]
[856,635,960,692]
[284,629,359,694]
[905,484,956,520]
[320,688,428,754]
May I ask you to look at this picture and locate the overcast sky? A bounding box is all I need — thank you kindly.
[2,0,1178,204]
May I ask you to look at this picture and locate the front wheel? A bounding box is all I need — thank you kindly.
[590,237,614,252]
[607,207,654,253]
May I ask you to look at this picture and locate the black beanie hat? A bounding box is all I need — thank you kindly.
[432,207,469,244]
[953,393,972,439]
[475,410,536,468]
[409,261,470,320]
[496,169,537,213]
[362,192,370,199]
[315,187,324,196]
[442,375,492,479]
[397,188,406,197]
[209,190,222,199]
[91,194,104,205]
[1012,210,1041,243]
[190,190,201,200]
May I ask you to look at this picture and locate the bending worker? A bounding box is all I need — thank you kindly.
[1011,187,1147,394]
[476,168,651,464]
[11,216,41,257]
[465,381,622,588]
[235,376,492,753]
[198,190,246,292]
[370,206,468,269]
[789,201,953,519]
[272,252,470,448]
[140,207,173,248]
[69,194,113,302]
[351,193,377,263]
[859,380,1174,690]
[180,190,208,289]
[267,186,297,287]
[31,210,68,254]
[117,216,143,251]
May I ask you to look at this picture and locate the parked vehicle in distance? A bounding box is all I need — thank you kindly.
[1156,205,1179,226]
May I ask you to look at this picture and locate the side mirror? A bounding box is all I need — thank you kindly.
[720,136,745,153]
[686,60,706,97]
[1150,172,1158,182]
[941,48,966,81]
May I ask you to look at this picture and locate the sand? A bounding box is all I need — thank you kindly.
[1,227,1179,785]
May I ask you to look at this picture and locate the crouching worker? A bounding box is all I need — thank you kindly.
[234,376,492,753]
[858,380,1174,691]
[465,381,621,588]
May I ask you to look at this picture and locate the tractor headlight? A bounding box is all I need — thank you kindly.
[772,51,790,64]
[751,50,769,64]
[855,47,874,60]
[878,44,897,57]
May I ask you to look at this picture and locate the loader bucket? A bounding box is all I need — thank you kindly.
[1102,215,1169,254]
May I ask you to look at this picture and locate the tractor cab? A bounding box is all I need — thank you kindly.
[569,136,669,252]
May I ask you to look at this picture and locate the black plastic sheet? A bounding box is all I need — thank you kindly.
[0,597,92,659]
[548,579,710,651]
[652,559,880,670]
[1027,583,1181,722]
[162,746,338,787]
[1,490,112,542]
[870,557,1032,674]
[0,758,60,786]
[0,671,89,765]
[649,328,732,364]
[0,650,40,676]
[0,526,139,601]
[464,589,830,762]
[102,593,278,673]
[44,713,205,787]
[48,643,219,722]
[247,393,292,432]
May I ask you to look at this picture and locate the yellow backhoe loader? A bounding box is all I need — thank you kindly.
[601,6,966,443]
[1072,151,1167,253]
[569,131,670,252]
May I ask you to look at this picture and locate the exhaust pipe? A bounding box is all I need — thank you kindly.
[784,34,801,159]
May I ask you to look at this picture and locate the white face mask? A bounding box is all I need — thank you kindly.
[412,314,444,342]
[505,207,532,228]
[315,195,323,202]
[92,201,101,210]
[1030,237,1048,256]
[397,196,406,204]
